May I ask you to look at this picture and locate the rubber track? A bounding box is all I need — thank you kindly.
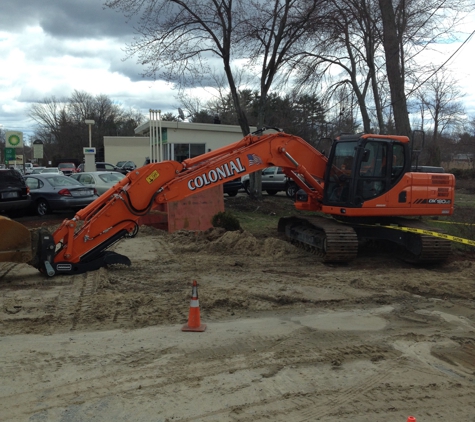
[281,216,451,264]
[392,218,452,264]
[280,216,358,263]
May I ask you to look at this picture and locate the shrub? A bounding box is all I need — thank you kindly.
[449,168,475,180]
[211,211,241,231]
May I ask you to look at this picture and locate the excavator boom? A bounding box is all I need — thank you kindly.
[17,131,328,276]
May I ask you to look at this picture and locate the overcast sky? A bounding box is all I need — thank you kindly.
[0,0,180,138]
[1,0,475,140]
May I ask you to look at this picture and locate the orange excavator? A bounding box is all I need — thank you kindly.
[0,128,454,276]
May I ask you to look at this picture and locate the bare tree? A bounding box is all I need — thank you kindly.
[106,0,252,135]
[378,0,412,136]
[29,91,144,162]
[105,0,324,199]
[298,0,473,138]
[29,96,72,159]
[416,70,465,166]
[470,115,475,136]
[297,0,384,133]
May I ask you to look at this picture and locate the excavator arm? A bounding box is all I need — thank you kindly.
[31,130,327,276]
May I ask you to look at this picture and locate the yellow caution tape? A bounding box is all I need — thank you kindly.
[338,218,475,247]
[379,224,475,247]
[429,220,475,226]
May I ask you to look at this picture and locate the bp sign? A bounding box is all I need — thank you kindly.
[6,131,24,148]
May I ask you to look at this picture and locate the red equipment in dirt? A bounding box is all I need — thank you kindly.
[1,128,454,276]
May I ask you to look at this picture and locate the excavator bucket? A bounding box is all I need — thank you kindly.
[0,216,33,263]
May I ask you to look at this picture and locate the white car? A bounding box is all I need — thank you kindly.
[24,163,34,174]
[39,167,64,175]
[70,171,126,195]
[29,167,47,174]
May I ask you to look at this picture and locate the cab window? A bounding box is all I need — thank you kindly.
[358,142,388,178]
[356,141,388,200]
[326,141,357,203]
[391,143,405,181]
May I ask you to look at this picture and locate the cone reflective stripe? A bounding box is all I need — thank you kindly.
[407,417,416,422]
[182,280,206,332]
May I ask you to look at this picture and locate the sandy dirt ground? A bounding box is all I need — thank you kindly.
[1,218,475,421]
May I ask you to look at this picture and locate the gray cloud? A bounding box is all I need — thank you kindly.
[109,56,154,83]
[0,0,138,39]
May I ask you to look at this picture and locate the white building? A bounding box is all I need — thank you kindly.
[104,121,254,166]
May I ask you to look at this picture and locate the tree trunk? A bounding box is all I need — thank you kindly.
[378,0,412,137]
[249,94,268,201]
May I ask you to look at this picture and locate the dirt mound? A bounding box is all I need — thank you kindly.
[209,230,259,255]
[262,236,297,257]
[167,226,298,258]
[137,225,168,237]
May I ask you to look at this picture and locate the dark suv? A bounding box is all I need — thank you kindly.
[116,161,136,174]
[223,177,242,197]
[0,169,31,216]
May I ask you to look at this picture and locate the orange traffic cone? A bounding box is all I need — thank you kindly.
[181,280,206,332]
[407,417,416,422]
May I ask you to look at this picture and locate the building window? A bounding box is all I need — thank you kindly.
[169,143,206,162]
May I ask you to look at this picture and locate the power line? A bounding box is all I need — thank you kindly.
[406,29,475,97]
[321,28,475,124]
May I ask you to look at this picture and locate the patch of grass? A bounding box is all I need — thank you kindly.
[228,210,282,237]
[427,219,475,253]
[425,189,475,252]
[224,194,297,237]
[226,190,475,252]
[454,191,475,208]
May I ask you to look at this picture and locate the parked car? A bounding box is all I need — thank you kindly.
[57,162,77,176]
[116,161,137,174]
[8,165,25,176]
[24,163,35,174]
[77,162,118,172]
[0,169,31,217]
[30,167,46,174]
[24,174,98,216]
[70,171,126,195]
[241,167,298,198]
[223,177,242,197]
[39,168,64,175]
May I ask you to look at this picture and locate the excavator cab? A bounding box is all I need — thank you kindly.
[323,134,410,207]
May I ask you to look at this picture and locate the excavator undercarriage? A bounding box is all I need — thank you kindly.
[278,215,452,264]
[278,216,359,263]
